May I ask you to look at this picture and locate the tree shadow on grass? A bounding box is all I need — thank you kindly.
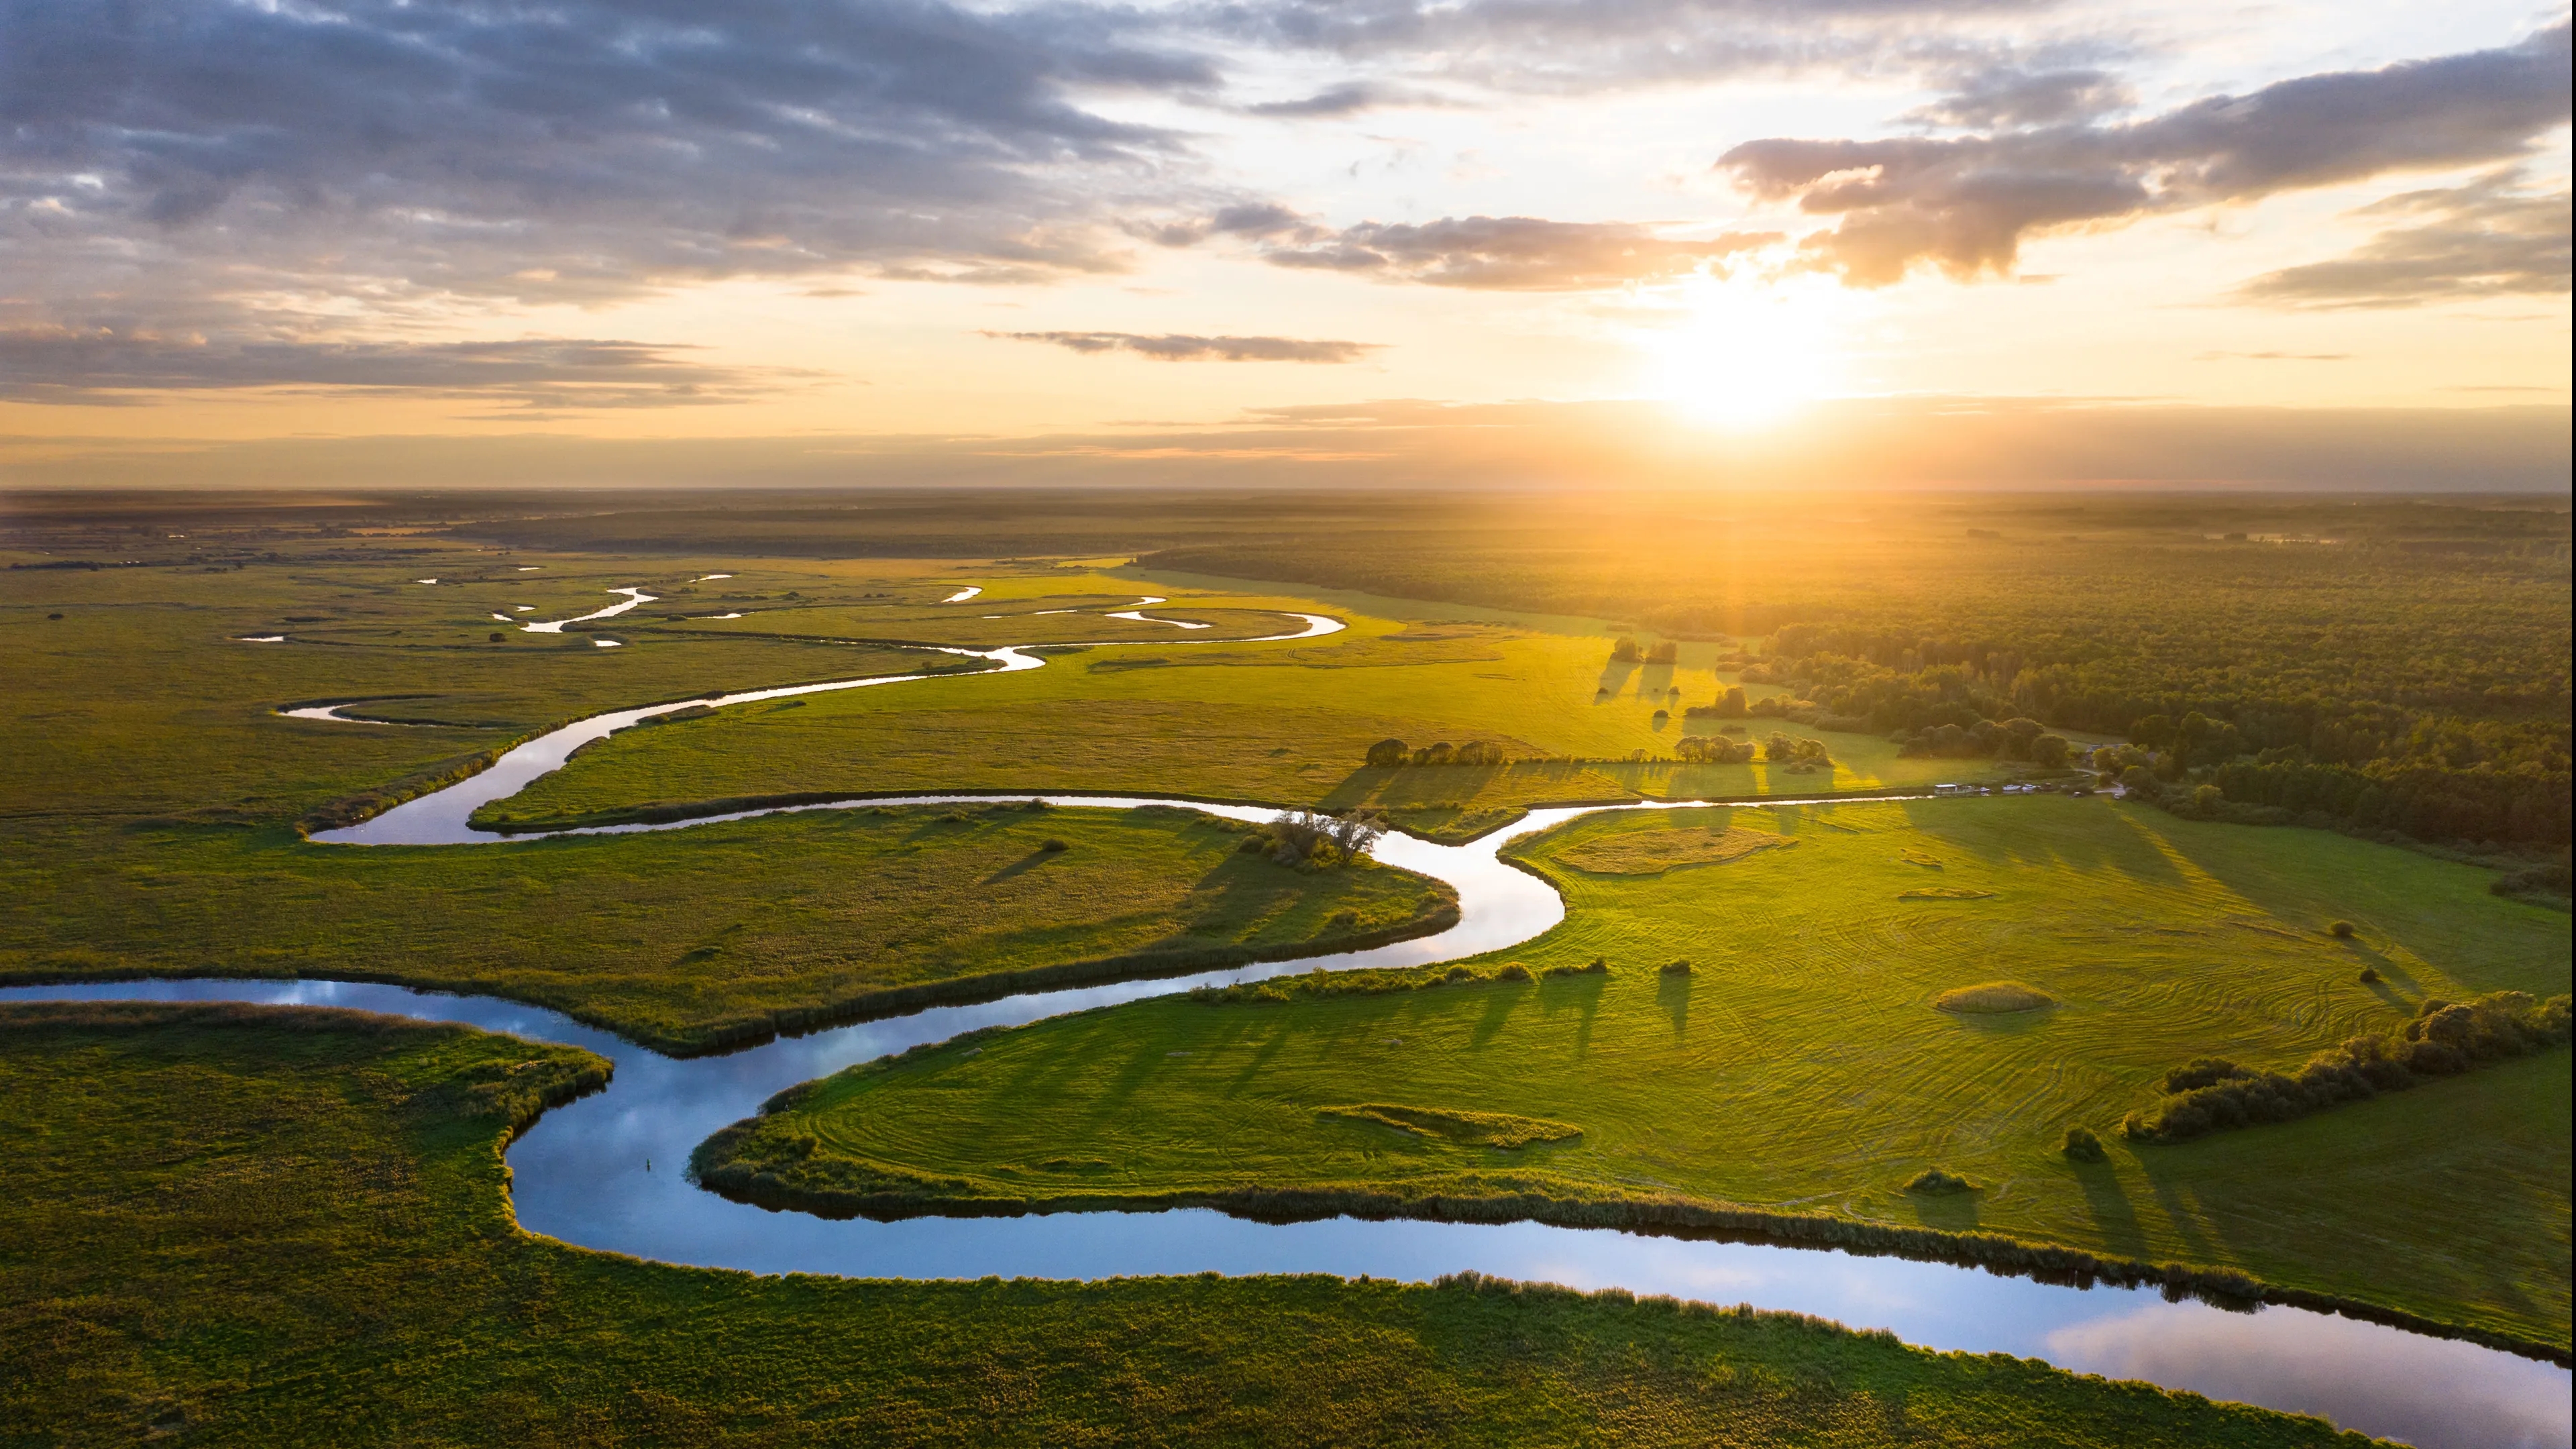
[1539,972,1607,1061]
[1657,969,1690,1039]
[1906,1190,1983,1233]
[2073,1159,2151,1259]
[1469,979,1532,1050]
[980,849,1065,885]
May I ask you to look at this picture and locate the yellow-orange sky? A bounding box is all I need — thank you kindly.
[2,0,2566,487]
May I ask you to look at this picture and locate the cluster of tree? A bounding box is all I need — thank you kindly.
[2121,991,2571,1143]
[1896,717,2072,765]
[1609,637,1678,665]
[1674,735,1758,763]
[1364,739,1509,767]
[1682,686,1749,718]
[1240,808,1385,867]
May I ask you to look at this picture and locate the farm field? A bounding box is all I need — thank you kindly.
[0,1002,2390,1448]
[696,796,2574,1352]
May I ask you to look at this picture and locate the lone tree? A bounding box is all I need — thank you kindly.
[1366,738,1409,767]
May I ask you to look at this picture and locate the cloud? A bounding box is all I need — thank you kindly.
[1242,82,1444,117]
[1720,23,2572,285]
[1193,0,2035,92]
[0,0,1222,319]
[986,331,1380,362]
[1906,67,2131,129]
[1252,215,1780,288]
[2233,172,2572,308]
[0,329,784,408]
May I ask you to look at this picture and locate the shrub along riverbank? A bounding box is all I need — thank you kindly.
[0,1002,2383,1447]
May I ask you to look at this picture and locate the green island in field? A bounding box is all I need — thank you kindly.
[0,1002,2388,1447]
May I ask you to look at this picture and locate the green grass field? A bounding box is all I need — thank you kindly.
[698,796,2573,1350]
[494,569,1992,830]
[3,805,1452,1053]
[0,1002,2387,1447]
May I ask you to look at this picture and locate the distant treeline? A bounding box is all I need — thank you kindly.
[1144,500,2569,847]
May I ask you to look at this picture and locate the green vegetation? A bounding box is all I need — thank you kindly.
[1934,982,2055,1014]
[1320,1102,1584,1148]
[0,1004,2378,1448]
[1558,823,1792,874]
[1140,494,2570,847]
[5,804,1450,1055]
[2122,991,2571,1143]
[694,797,2571,1352]
[1904,1169,1977,1196]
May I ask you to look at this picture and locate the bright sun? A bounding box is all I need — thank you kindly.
[1645,276,1850,429]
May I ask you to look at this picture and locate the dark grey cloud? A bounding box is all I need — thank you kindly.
[1193,0,2040,91]
[986,331,1380,362]
[1252,215,1780,288]
[1721,23,2571,285]
[0,329,783,408]
[1,0,1219,315]
[2233,172,2572,308]
[1242,81,1445,117]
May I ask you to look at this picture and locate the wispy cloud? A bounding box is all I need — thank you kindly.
[985,331,1381,362]
[0,329,787,409]
[1162,212,1781,289]
[2233,172,2572,309]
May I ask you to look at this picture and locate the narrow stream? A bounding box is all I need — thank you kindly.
[21,589,2565,1448]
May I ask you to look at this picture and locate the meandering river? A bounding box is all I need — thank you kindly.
[13,589,2565,1448]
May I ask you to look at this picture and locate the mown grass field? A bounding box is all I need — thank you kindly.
[0,1003,2386,1447]
[700,796,2573,1351]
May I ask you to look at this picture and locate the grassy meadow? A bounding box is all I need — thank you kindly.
[0,1002,2388,1448]
[492,569,1990,831]
[4,804,1451,1054]
[698,796,2573,1350]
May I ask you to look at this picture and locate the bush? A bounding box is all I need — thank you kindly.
[1904,1169,1975,1195]
[2326,920,2357,938]
[2061,1125,2106,1163]
[1039,838,1069,853]
[487,631,504,643]
[2123,991,2572,1143]
[2358,967,2383,984]
[1366,738,1409,767]
[1660,957,1693,975]
[1495,963,1533,981]
[1246,808,1387,867]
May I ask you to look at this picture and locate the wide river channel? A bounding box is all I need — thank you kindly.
[14,591,2567,1448]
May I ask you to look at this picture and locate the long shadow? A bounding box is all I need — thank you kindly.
[1596,659,1640,698]
[1656,969,1690,1039]
[1906,1191,1982,1234]
[980,848,1064,885]
[2073,1159,2151,1259]
[1469,979,1532,1049]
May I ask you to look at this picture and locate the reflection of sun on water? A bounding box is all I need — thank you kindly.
[1647,277,1848,429]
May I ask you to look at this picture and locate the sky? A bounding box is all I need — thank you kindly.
[1,0,2569,488]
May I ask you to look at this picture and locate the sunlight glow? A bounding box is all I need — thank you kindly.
[1646,276,1852,429]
